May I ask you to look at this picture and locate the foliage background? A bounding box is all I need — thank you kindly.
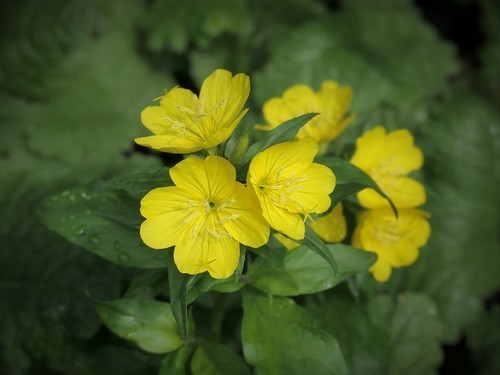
[0,0,499,374]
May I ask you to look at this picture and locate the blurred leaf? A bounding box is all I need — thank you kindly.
[242,288,348,375]
[0,0,93,98]
[254,1,458,120]
[317,156,396,213]
[40,184,170,269]
[160,345,195,375]
[306,290,444,375]
[102,168,172,201]
[88,344,160,375]
[465,305,500,375]
[167,255,191,340]
[479,0,500,102]
[0,225,121,375]
[96,298,184,354]
[191,342,251,375]
[144,0,253,53]
[125,269,168,300]
[249,244,375,296]
[402,88,500,342]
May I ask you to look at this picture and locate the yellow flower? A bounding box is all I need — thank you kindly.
[139,156,269,279]
[257,81,355,145]
[310,202,347,243]
[274,202,347,250]
[247,138,336,240]
[135,69,250,154]
[352,207,431,282]
[350,126,426,208]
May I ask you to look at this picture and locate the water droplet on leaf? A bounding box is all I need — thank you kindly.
[117,252,131,265]
[73,225,86,236]
[89,235,100,245]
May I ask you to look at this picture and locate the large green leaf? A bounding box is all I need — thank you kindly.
[249,244,376,296]
[401,89,500,342]
[191,342,251,375]
[96,298,184,354]
[39,184,170,269]
[306,290,444,375]
[242,289,348,375]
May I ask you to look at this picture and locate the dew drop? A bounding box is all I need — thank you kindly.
[84,209,92,215]
[117,252,131,265]
[114,241,122,250]
[88,235,100,245]
[73,225,86,236]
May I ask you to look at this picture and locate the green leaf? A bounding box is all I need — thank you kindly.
[167,255,191,340]
[102,168,172,201]
[95,298,184,354]
[124,269,168,300]
[306,290,444,375]
[160,345,196,375]
[39,184,170,269]
[317,156,396,213]
[144,0,253,53]
[242,288,348,375]
[191,342,251,375]
[249,244,376,296]
[301,225,338,273]
[237,113,317,177]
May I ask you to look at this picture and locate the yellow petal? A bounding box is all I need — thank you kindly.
[310,203,347,243]
[369,258,392,282]
[358,176,426,208]
[248,138,319,185]
[169,156,236,200]
[140,106,170,135]
[202,108,249,149]
[139,187,194,249]
[219,183,270,248]
[159,87,197,122]
[286,163,335,214]
[273,233,300,251]
[174,228,240,279]
[377,129,423,175]
[135,135,202,154]
[262,97,291,128]
[350,126,386,171]
[200,69,250,128]
[258,192,305,240]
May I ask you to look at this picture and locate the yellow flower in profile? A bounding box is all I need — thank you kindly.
[139,156,269,279]
[350,126,425,209]
[135,69,250,154]
[274,202,347,250]
[257,81,355,145]
[352,207,431,282]
[247,138,336,240]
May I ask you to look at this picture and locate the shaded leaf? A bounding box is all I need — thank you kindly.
[242,288,348,375]
[96,298,184,354]
[249,244,376,296]
[191,342,251,375]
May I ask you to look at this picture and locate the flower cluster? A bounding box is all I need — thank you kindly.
[350,127,431,282]
[135,69,430,283]
[137,69,335,278]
